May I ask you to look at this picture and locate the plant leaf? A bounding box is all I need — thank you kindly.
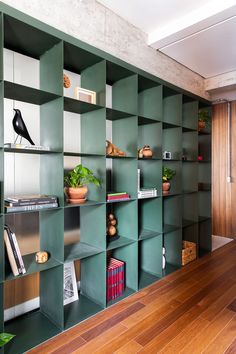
[0,333,15,347]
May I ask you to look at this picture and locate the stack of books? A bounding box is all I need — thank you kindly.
[107,192,130,202]
[137,169,158,199]
[4,143,50,151]
[4,225,26,277]
[106,258,125,302]
[5,194,58,213]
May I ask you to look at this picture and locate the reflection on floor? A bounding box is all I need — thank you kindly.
[212,235,233,251]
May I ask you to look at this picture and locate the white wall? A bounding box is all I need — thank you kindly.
[1,0,209,100]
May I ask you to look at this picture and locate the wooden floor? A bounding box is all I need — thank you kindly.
[29,241,236,354]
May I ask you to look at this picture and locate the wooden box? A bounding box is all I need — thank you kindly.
[182,241,196,266]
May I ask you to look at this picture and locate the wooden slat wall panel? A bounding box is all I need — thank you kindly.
[212,102,236,238]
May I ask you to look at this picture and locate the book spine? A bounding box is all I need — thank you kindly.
[5,198,57,207]
[5,202,58,213]
[137,169,140,192]
[6,197,57,204]
[107,194,129,200]
[4,230,19,276]
[7,230,22,274]
[11,232,26,274]
[107,198,130,203]
[107,192,127,196]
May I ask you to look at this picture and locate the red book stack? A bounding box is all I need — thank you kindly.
[107,192,130,202]
[106,258,125,302]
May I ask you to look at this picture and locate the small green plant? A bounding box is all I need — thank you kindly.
[64,164,100,188]
[198,109,211,125]
[163,167,176,182]
[0,333,15,347]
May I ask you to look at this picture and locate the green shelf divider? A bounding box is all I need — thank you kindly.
[107,236,135,251]
[64,242,102,262]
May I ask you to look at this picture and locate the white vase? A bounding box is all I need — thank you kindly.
[162,247,166,269]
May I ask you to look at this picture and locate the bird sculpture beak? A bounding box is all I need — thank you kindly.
[13,109,16,111]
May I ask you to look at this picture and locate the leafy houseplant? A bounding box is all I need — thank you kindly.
[162,167,176,195]
[64,164,100,203]
[198,109,211,131]
[0,333,15,347]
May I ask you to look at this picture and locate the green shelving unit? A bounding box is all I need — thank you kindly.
[0,3,212,352]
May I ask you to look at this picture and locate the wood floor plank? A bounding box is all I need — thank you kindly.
[180,308,235,354]
[113,340,142,354]
[224,337,236,354]
[202,315,236,354]
[227,298,236,312]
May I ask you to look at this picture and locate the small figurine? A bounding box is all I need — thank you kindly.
[138,145,153,158]
[106,140,126,157]
[13,109,35,145]
[63,73,71,88]
[107,212,118,238]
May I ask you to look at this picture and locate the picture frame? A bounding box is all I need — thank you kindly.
[63,262,79,305]
[75,87,96,104]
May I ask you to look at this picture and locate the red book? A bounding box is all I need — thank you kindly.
[107,194,129,200]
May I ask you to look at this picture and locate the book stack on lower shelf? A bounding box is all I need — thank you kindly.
[4,194,58,213]
[4,225,26,276]
[107,192,130,202]
[106,258,125,302]
[138,188,158,199]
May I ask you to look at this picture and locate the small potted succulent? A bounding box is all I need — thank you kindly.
[162,167,176,195]
[0,333,15,347]
[198,109,211,131]
[64,164,100,203]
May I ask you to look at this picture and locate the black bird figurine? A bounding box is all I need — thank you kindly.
[13,109,35,145]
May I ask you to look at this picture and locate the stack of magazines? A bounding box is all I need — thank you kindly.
[4,225,26,276]
[5,194,58,213]
[137,169,158,199]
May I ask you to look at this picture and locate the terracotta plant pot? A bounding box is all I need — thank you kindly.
[142,145,153,158]
[162,182,171,195]
[198,121,206,131]
[65,186,88,204]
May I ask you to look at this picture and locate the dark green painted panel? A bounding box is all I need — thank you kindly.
[138,75,159,92]
[163,161,182,195]
[107,287,135,306]
[111,158,138,199]
[139,236,162,277]
[64,294,103,329]
[81,60,106,107]
[183,224,198,257]
[182,131,198,161]
[4,14,61,59]
[40,154,64,206]
[109,200,138,241]
[81,108,106,155]
[41,265,64,329]
[139,198,162,235]
[4,311,60,354]
[40,208,64,263]
[106,108,133,120]
[138,86,162,120]
[107,236,134,250]
[0,217,3,282]
[162,263,180,277]
[80,204,106,249]
[164,195,182,228]
[40,41,63,96]
[198,192,211,218]
[40,97,63,150]
[81,252,106,307]
[198,163,211,184]
[64,97,103,115]
[163,127,182,160]
[183,193,198,223]
[138,121,162,159]
[0,283,3,333]
[112,242,138,291]
[4,81,60,105]
[199,218,212,253]
[182,163,198,192]
[112,75,138,115]
[64,242,102,262]
[81,156,106,202]
[163,94,182,126]
[139,229,162,240]
[138,270,161,290]
[112,116,138,157]
[106,61,135,85]
[0,13,3,81]
[4,148,61,155]
[164,229,182,267]
[182,100,198,130]
[138,159,162,191]
[198,134,211,161]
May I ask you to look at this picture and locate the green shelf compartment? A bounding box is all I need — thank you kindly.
[183,224,199,258]
[107,61,137,115]
[4,266,64,354]
[163,126,182,160]
[107,158,137,200]
[138,120,162,159]
[162,263,181,277]
[163,91,182,126]
[107,242,138,305]
[163,161,182,195]
[182,97,198,131]
[182,162,198,193]
[182,130,198,162]
[138,197,162,240]
[199,218,212,255]
[163,229,182,273]
[106,200,138,249]
[106,108,134,121]
[199,134,211,161]
[183,193,198,227]
[163,195,182,232]
[138,235,162,289]
[64,96,103,115]
[198,162,211,186]
[138,76,162,121]
[0,217,4,282]
[64,252,106,329]
[64,204,105,262]
[0,147,3,214]
[106,115,137,157]
[198,192,211,219]
[138,159,162,192]
[0,13,3,82]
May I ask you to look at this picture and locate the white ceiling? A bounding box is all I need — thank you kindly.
[97,0,236,78]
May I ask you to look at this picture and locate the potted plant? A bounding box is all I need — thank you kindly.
[162,167,176,195]
[64,164,100,203]
[0,333,15,347]
[198,109,211,131]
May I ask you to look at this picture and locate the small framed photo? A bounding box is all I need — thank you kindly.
[75,87,96,104]
[64,262,79,305]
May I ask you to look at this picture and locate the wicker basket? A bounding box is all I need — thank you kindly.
[182,241,196,266]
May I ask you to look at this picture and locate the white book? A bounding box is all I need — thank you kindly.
[137,169,140,192]
[4,143,50,151]
[11,232,26,274]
